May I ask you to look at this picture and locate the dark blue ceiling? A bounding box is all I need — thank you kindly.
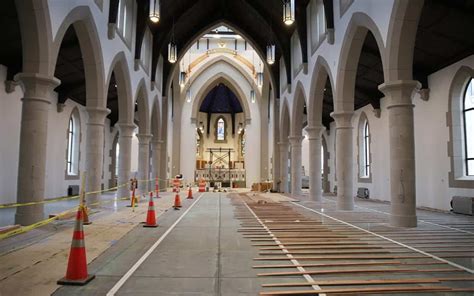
[199,83,243,114]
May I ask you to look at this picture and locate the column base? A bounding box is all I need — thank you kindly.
[390,214,417,228]
[337,198,354,211]
[87,193,101,208]
[15,208,44,226]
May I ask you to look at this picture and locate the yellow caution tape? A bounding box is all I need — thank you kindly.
[0,176,198,209]
[0,196,131,240]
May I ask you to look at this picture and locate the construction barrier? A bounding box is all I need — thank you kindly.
[0,175,197,240]
[198,179,206,192]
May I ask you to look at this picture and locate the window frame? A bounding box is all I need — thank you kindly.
[363,120,370,177]
[462,78,474,176]
[214,116,227,143]
[65,109,81,179]
[67,117,75,175]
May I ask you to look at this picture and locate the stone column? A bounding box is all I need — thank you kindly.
[289,136,304,197]
[137,134,152,195]
[14,73,60,225]
[331,111,354,210]
[85,107,110,205]
[379,80,420,227]
[306,125,325,202]
[278,142,290,193]
[116,123,136,199]
[151,139,162,181]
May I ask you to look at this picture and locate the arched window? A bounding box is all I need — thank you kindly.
[362,120,371,177]
[216,117,226,141]
[358,113,371,181]
[116,0,133,45]
[464,78,474,175]
[66,110,80,176]
[115,142,120,176]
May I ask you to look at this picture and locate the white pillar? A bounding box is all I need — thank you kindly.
[151,139,162,181]
[331,111,354,210]
[85,107,110,206]
[289,136,304,197]
[117,123,136,199]
[306,125,325,202]
[379,80,420,227]
[137,134,152,195]
[14,73,60,225]
[278,142,289,193]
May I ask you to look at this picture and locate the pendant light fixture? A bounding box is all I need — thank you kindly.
[266,44,275,65]
[283,0,295,26]
[256,62,263,88]
[186,89,192,103]
[179,60,186,87]
[250,90,256,103]
[267,20,275,65]
[168,19,177,63]
[149,0,160,23]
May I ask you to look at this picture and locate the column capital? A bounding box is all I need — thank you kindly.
[330,111,354,129]
[378,80,421,108]
[288,136,304,146]
[15,73,60,104]
[86,107,111,125]
[136,133,153,144]
[305,125,325,139]
[277,141,289,147]
[117,123,136,137]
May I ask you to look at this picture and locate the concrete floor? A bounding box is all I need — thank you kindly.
[1,191,474,295]
[53,192,285,296]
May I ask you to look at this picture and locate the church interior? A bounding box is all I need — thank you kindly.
[0,0,474,295]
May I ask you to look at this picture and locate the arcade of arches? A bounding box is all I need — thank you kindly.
[1,0,474,295]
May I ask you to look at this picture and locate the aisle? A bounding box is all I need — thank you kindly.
[53,192,264,296]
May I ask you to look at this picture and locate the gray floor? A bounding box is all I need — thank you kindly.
[53,193,283,296]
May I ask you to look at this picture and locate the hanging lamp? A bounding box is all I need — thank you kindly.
[283,0,295,25]
[149,0,160,23]
[168,19,177,63]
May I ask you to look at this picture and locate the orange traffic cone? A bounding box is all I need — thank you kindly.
[143,192,158,228]
[187,186,193,199]
[82,206,92,225]
[57,206,95,285]
[173,192,182,210]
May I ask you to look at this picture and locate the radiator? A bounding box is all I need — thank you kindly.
[451,196,474,215]
[357,187,369,199]
[67,185,80,196]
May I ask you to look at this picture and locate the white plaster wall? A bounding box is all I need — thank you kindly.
[179,61,261,186]
[0,66,22,204]
[0,0,164,203]
[414,55,474,210]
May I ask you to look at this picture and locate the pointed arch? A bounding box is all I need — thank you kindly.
[106,52,134,124]
[290,81,308,136]
[335,12,386,112]
[65,107,82,178]
[151,96,161,140]
[134,78,151,134]
[280,98,291,142]
[386,0,424,81]
[160,21,279,99]
[357,111,371,181]
[191,72,252,123]
[308,55,335,126]
[16,0,53,75]
[52,5,105,108]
